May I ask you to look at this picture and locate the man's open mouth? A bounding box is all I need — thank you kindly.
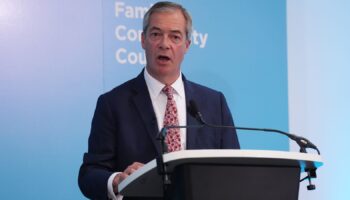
[158,55,170,61]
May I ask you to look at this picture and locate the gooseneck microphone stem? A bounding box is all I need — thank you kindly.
[189,100,320,155]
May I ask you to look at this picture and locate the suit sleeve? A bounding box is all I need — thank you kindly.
[78,94,118,199]
[219,92,240,149]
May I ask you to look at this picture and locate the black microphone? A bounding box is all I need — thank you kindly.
[188,100,320,155]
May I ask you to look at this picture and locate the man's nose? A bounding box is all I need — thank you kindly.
[159,36,171,49]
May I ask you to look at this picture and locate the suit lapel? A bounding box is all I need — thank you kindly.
[183,76,199,149]
[130,71,161,155]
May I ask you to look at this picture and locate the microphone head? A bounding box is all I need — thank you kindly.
[188,100,199,118]
[188,100,206,125]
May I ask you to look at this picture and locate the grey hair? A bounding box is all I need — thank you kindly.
[143,1,192,40]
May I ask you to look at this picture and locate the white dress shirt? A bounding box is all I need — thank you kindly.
[107,69,187,199]
[144,68,187,149]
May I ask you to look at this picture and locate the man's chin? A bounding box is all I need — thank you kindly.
[155,59,172,66]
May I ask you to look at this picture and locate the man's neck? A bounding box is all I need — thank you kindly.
[145,66,181,85]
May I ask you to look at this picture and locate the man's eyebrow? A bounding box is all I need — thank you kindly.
[170,30,182,35]
[149,27,162,32]
[149,26,183,35]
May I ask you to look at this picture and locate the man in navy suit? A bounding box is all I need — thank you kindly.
[78,2,240,199]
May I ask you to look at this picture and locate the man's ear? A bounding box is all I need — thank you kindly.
[185,39,191,53]
[141,32,146,49]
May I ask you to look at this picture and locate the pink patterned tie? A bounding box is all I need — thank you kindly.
[162,85,181,152]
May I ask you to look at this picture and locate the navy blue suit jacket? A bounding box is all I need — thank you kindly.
[78,71,240,199]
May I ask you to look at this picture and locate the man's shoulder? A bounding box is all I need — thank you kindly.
[185,79,222,95]
[110,77,139,93]
[100,75,144,100]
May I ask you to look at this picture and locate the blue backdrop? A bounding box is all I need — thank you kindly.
[0,0,288,199]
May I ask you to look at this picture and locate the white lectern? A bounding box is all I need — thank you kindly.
[119,150,323,200]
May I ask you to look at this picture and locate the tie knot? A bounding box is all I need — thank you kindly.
[162,85,174,97]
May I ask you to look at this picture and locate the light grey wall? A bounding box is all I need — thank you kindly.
[287,0,350,199]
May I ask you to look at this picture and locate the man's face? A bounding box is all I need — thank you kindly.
[142,10,191,85]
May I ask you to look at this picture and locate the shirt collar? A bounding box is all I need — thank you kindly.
[144,68,185,99]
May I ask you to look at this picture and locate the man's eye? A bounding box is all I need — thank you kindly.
[151,32,160,37]
[171,35,182,42]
